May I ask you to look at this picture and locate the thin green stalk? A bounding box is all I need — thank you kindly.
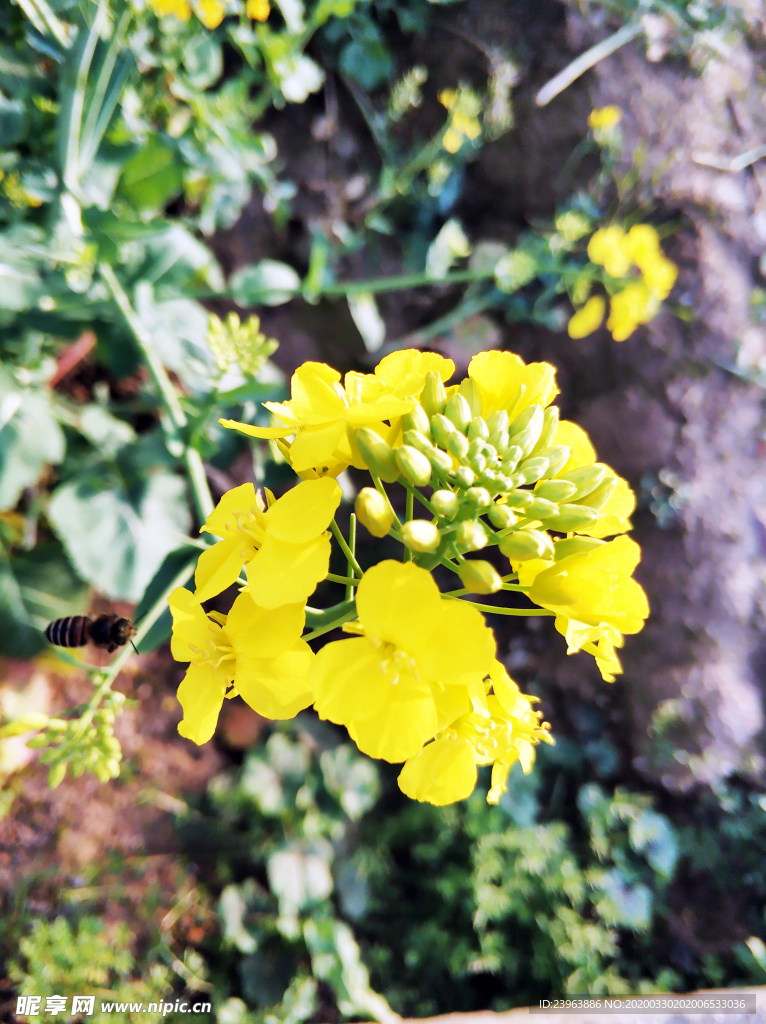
[99,263,214,522]
[369,473,403,532]
[303,606,358,642]
[314,266,496,298]
[443,582,529,598]
[445,597,555,616]
[326,571,359,587]
[330,519,363,578]
[346,513,357,600]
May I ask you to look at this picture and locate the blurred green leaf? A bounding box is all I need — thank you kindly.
[0,94,28,146]
[0,372,65,511]
[118,136,183,212]
[230,260,300,306]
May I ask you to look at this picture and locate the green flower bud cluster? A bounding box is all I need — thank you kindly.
[23,691,126,787]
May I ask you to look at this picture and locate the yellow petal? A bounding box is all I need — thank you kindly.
[235,642,314,719]
[348,676,437,762]
[202,482,259,539]
[567,295,605,339]
[288,421,347,473]
[289,362,346,421]
[553,420,596,471]
[418,599,496,686]
[177,662,227,744]
[225,592,305,658]
[168,586,218,661]
[355,560,442,654]
[432,683,472,731]
[265,477,341,544]
[219,419,296,440]
[578,473,635,538]
[196,0,225,27]
[246,532,331,608]
[398,737,478,805]
[467,350,558,420]
[313,637,390,724]
[194,538,246,604]
[246,0,269,18]
[374,350,455,395]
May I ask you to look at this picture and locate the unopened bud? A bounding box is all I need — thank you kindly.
[355,487,394,537]
[428,448,453,476]
[458,376,483,416]
[482,443,498,463]
[457,559,503,594]
[531,406,560,455]
[401,519,441,553]
[445,393,472,433]
[421,371,447,417]
[454,466,475,488]
[446,432,469,459]
[544,504,601,531]
[534,479,578,503]
[516,456,549,484]
[501,445,524,471]
[402,404,432,438]
[467,416,489,441]
[576,475,617,509]
[463,486,491,509]
[487,410,510,433]
[553,537,606,560]
[432,489,460,519]
[455,519,488,552]
[477,469,500,488]
[356,428,399,482]
[0,713,49,737]
[396,445,433,487]
[488,428,509,453]
[556,464,606,500]
[508,405,544,457]
[495,474,516,492]
[534,445,571,478]
[402,428,433,453]
[488,504,518,529]
[430,413,457,449]
[524,496,559,519]
[505,488,534,508]
[499,529,554,561]
[47,762,67,788]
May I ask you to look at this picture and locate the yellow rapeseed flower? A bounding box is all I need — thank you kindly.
[194,477,341,605]
[567,295,606,339]
[439,87,482,154]
[398,662,552,805]
[466,349,559,420]
[607,281,658,342]
[169,587,313,743]
[221,350,453,477]
[147,0,191,18]
[196,0,226,26]
[587,225,632,278]
[588,106,622,131]
[312,560,496,763]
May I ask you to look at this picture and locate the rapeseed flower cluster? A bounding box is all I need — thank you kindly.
[568,223,678,341]
[146,0,269,28]
[438,87,482,154]
[170,349,648,806]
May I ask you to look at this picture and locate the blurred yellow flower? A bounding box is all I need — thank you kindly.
[588,106,622,131]
[439,87,482,154]
[147,0,191,18]
[588,225,632,278]
[196,0,226,26]
[567,295,605,338]
[246,0,270,18]
[607,281,659,342]
[169,588,313,744]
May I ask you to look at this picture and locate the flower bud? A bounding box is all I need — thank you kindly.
[553,536,606,560]
[482,443,498,463]
[458,376,483,416]
[524,496,559,519]
[421,371,447,417]
[517,456,550,484]
[487,409,510,433]
[544,504,601,531]
[488,504,518,529]
[488,428,509,453]
[455,519,488,552]
[508,405,544,458]
[534,479,578,503]
[356,428,399,482]
[432,489,460,519]
[395,445,433,487]
[0,713,49,737]
[468,437,484,459]
[576,475,617,509]
[477,469,500,488]
[454,466,475,488]
[445,393,472,433]
[457,559,503,594]
[495,474,516,492]
[467,416,489,441]
[555,464,606,500]
[501,445,524,471]
[402,428,433,453]
[428,448,454,476]
[463,486,491,509]
[430,413,457,448]
[402,404,432,438]
[469,451,487,474]
[446,432,469,459]
[505,488,534,508]
[401,519,441,553]
[534,445,571,478]
[531,405,559,455]
[499,529,554,561]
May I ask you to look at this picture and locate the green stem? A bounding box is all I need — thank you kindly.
[326,572,359,587]
[369,473,403,533]
[303,604,358,642]
[99,263,214,523]
[346,514,357,601]
[330,519,363,578]
[444,597,555,616]
[313,267,496,298]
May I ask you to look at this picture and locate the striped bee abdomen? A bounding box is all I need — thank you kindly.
[45,615,91,648]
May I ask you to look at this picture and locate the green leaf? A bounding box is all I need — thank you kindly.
[0,94,28,146]
[339,32,393,91]
[47,469,191,602]
[230,260,300,306]
[592,870,652,930]
[182,33,223,90]
[0,373,65,511]
[134,281,214,391]
[628,810,679,879]
[118,136,183,212]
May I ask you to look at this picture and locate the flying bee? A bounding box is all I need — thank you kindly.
[45,614,138,654]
